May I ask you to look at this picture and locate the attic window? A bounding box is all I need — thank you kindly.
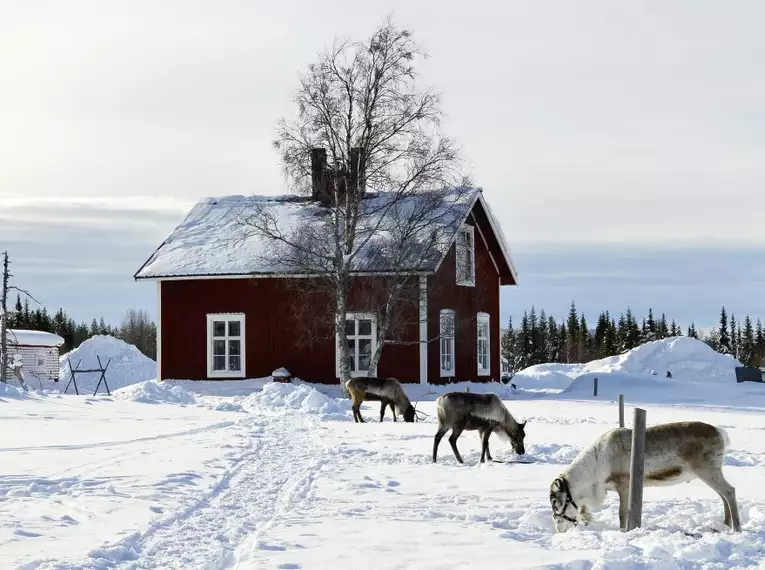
[456,225,475,286]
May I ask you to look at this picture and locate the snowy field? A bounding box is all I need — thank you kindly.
[2,337,765,569]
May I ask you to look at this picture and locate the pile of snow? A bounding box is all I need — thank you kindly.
[514,337,742,394]
[59,335,156,393]
[575,336,742,382]
[242,382,351,419]
[113,380,196,405]
[0,381,28,400]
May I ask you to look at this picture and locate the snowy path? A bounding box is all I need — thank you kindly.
[4,390,765,569]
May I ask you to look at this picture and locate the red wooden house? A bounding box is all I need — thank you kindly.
[134,162,518,385]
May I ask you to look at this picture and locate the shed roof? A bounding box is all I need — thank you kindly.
[134,187,517,282]
[6,329,65,347]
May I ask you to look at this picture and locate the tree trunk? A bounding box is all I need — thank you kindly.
[1,252,9,383]
[336,278,351,397]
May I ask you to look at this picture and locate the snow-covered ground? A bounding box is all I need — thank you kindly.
[3,338,765,569]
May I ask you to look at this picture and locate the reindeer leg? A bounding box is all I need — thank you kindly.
[380,401,386,422]
[695,467,741,532]
[616,483,629,530]
[433,426,448,463]
[480,429,492,463]
[391,403,397,422]
[448,419,468,464]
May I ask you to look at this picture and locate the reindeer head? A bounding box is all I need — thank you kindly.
[507,420,527,455]
[549,476,578,532]
[402,404,416,423]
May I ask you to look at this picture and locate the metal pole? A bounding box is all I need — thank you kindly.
[593,377,598,396]
[626,407,647,531]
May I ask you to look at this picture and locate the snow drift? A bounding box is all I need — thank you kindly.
[113,380,196,405]
[59,335,156,393]
[242,382,351,419]
[514,337,743,394]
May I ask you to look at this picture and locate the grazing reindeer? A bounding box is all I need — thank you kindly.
[345,377,415,423]
[549,421,741,533]
[433,392,527,464]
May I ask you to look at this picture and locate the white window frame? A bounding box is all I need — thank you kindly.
[206,313,246,378]
[337,312,378,378]
[477,312,490,376]
[440,309,456,377]
[456,224,475,286]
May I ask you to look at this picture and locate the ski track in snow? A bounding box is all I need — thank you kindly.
[21,414,330,570]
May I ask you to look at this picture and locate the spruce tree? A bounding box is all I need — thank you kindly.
[566,301,579,363]
[536,309,549,365]
[547,315,559,362]
[646,309,656,341]
[718,307,731,354]
[670,319,678,337]
[579,314,590,361]
[741,316,755,366]
[730,312,738,358]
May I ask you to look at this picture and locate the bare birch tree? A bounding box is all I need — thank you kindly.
[240,19,468,391]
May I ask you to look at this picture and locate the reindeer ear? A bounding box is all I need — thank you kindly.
[521,420,527,428]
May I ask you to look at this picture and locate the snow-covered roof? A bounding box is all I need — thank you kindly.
[135,187,517,281]
[6,329,65,347]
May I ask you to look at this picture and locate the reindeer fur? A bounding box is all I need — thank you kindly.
[549,421,741,532]
[346,377,415,423]
[433,392,526,464]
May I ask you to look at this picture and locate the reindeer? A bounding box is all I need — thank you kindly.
[432,392,527,464]
[549,421,741,533]
[345,377,416,423]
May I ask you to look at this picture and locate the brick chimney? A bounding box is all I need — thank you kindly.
[311,148,328,201]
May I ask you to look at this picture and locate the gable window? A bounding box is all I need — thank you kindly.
[440,309,456,377]
[340,313,377,377]
[477,312,490,376]
[206,313,246,378]
[456,225,475,286]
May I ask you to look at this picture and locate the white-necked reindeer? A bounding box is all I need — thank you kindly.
[345,377,416,423]
[549,421,741,532]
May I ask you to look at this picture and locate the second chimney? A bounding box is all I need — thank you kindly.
[311,148,327,200]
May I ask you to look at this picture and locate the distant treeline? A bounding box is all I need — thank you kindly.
[6,295,156,359]
[501,302,764,375]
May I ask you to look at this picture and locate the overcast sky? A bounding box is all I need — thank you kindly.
[1,1,764,330]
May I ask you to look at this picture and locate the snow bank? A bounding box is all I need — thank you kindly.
[242,382,351,419]
[113,380,196,405]
[59,335,156,393]
[577,336,742,383]
[515,337,742,395]
[0,382,28,400]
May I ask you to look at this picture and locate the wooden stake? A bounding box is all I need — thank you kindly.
[626,407,647,531]
[618,394,624,428]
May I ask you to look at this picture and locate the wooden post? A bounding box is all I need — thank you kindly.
[626,407,647,531]
[618,394,624,428]
[593,377,598,396]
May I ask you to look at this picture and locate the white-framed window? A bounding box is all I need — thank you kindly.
[456,224,475,286]
[339,313,377,377]
[477,312,490,376]
[206,313,246,378]
[440,309,456,377]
